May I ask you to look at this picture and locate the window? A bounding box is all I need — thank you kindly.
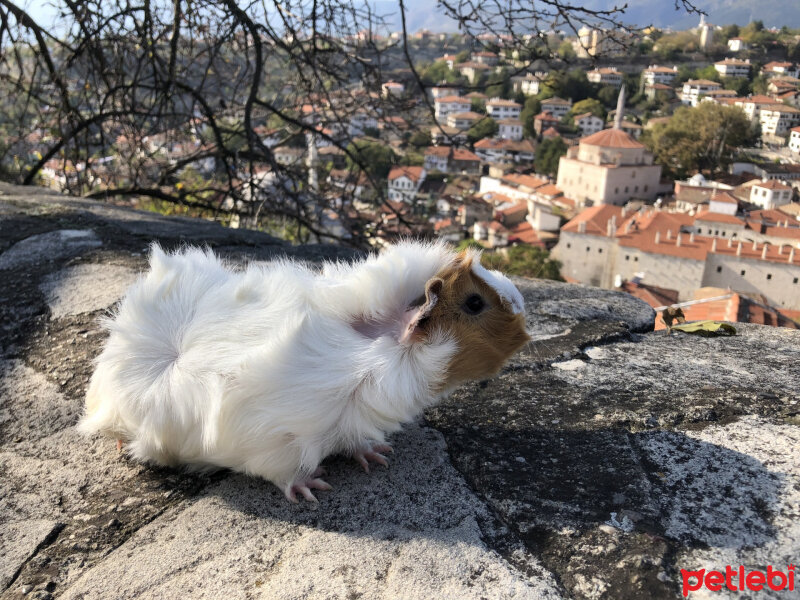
[586,246,591,251]
[794,277,798,284]
[598,248,603,253]
[615,187,619,194]
[567,243,571,248]
[625,255,630,261]
[716,266,722,273]
[635,186,639,193]
[741,270,746,276]
[625,186,629,193]
[767,274,772,280]
[634,257,639,262]
[644,185,649,192]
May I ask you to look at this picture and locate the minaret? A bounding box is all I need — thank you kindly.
[614,84,626,130]
[306,132,319,193]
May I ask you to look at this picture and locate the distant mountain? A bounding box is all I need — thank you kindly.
[374,0,800,33]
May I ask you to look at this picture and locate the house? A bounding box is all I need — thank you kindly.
[430,125,468,146]
[447,111,483,130]
[496,119,523,141]
[762,62,800,79]
[735,95,783,121]
[714,58,751,78]
[485,98,522,120]
[423,147,481,174]
[455,61,491,83]
[423,146,450,172]
[644,83,676,102]
[642,65,679,87]
[439,54,459,69]
[450,148,482,174]
[727,37,747,52]
[381,81,404,97]
[749,179,794,210]
[387,166,426,202]
[681,80,722,106]
[473,138,535,164]
[540,97,572,119]
[511,72,546,96]
[759,105,800,138]
[434,96,472,122]
[471,51,499,66]
[573,113,604,136]
[789,126,800,154]
[533,112,560,136]
[587,67,623,88]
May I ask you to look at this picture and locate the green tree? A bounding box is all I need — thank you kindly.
[420,60,457,85]
[597,85,619,107]
[471,98,486,114]
[570,98,605,119]
[534,136,568,177]
[642,103,757,178]
[346,140,396,179]
[520,97,542,139]
[467,117,498,144]
[694,65,721,82]
[557,40,576,60]
[482,245,563,280]
[722,76,751,96]
[409,130,432,148]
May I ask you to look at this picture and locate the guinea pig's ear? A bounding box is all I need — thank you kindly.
[399,277,443,345]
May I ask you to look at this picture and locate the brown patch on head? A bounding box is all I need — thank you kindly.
[416,255,530,389]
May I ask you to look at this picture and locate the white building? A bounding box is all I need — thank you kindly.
[727,38,747,52]
[789,126,800,154]
[387,166,426,202]
[511,73,546,96]
[556,128,662,206]
[762,62,800,79]
[485,98,522,120]
[735,95,783,121]
[587,67,623,88]
[434,96,472,123]
[642,65,679,87]
[381,81,404,96]
[496,119,523,141]
[540,97,572,119]
[714,58,751,78]
[573,112,604,136]
[749,179,793,209]
[681,79,723,106]
[760,105,800,137]
[447,111,482,130]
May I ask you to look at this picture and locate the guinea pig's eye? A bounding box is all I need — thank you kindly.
[462,294,486,316]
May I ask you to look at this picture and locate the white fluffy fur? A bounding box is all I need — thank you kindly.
[79,240,461,496]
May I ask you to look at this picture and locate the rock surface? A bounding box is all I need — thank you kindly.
[1,182,798,599]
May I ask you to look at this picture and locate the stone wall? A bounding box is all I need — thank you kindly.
[1,182,799,600]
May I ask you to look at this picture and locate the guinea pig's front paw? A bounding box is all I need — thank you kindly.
[284,470,332,504]
[352,443,393,474]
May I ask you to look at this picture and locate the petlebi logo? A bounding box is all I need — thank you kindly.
[681,565,795,597]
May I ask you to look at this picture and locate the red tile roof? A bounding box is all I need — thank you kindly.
[694,210,745,225]
[451,148,480,162]
[501,173,548,190]
[562,205,625,236]
[581,128,644,149]
[388,166,425,182]
[508,221,546,247]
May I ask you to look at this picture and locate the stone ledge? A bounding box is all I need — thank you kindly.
[0,186,798,600]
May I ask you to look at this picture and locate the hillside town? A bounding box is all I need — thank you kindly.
[6,15,800,329]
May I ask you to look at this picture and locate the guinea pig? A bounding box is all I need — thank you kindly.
[79,240,530,502]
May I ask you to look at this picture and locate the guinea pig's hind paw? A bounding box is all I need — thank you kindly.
[352,443,393,474]
[284,477,332,504]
